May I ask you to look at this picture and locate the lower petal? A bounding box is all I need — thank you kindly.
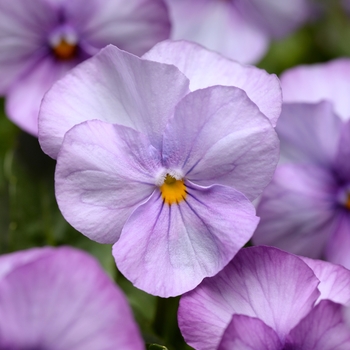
[113,182,258,297]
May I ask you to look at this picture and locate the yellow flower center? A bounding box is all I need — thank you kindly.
[346,193,350,210]
[53,39,77,60]
[160,174,187,205]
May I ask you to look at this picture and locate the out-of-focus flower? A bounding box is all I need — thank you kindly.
[38,44,280,297]
[0,0,170,135]
[253,59,350,269]
[178,246,350,350]
[164,0,313,64]
[0,246,144,350]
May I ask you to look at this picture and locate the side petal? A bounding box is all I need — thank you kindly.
[280,58,350,121]
[178,246,320,350]
[6,56,76,136]
[39,44,190,159]
[143,40,281,126]
[287,300,350,350]
[113,182,258,297]
[277,102,342,166]
[301,256,350,305]
[55,120,160,244]
[218,315,282,350]
[0,247,143,350]
[162,86,279,201]
[164,0,268,64]
[253,164,338,259]
[325,211,350,270]
[335,120,350,183]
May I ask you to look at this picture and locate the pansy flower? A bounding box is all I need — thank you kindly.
[38,44,280,297]
[164,0,314,64]
[254,59,350,269]
[0,0,170,135]
[0,246,143,349]
[179,246,350,350]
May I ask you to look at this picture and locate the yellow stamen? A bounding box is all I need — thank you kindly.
[53,39,77,60]
[160,174,187,205]
[346,194,350,210]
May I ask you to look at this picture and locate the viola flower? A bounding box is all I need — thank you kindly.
[38,45,280,297]
[253,59,350,269]
[178,246,350,350]
[0,246,144,350]
[0,0,170,135]
[164,0,314,64]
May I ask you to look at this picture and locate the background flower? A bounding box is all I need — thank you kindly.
[0,246,143,349]
[178,246,350,350]
[0,0,170,135]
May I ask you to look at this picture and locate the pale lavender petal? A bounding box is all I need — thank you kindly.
[254,164,338,258]
[277,102,342,165]
[113,182,258,297]
[39,45,189,159]
[162,86,279,201]
[178,246,320,350]
[0,247,143,350]
[75,0,170,56]
[287,300,350,350]
[218,315,282,350]
[143,40,281,126]
[0,0,56,92]
[56,120,160,244]
[325,211,350,270]
[237,0,313,39]
[301,256,350,305]
[165,0,269,64]
[281,59,350,121]
[335,120,350,183]
[6,56,76,136]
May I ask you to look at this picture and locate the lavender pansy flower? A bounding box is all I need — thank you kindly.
[39,41,282,159]
[164,0,313,64]
[178,246,350,350]
[38,45,280,297]
[0,246,143,350]
[254,59,350,269]
[0,0,170,135]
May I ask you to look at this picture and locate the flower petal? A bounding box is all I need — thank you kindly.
[280,58,350,121]
[287,300,350,350]
[56,120,160,244]
[253,164,337,258]
[73,0,170,56]
[0,247,143,350]
[113,182,258,297]
[164,0,268,64]
[162,86,279,201]
[218,315,282,350]
[301,256,350,305]
[325,211,350,270]
[143,40,281,126]
[178,246,320,350]
[277,102,342,165]
[335,120,350,183]
[39,44,190,159]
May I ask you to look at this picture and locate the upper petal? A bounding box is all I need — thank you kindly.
[0,247,143,350]
[55,120,159,244]
[143,40,281,126]
[178,246,320,350]
[280,58,350,121]
[218,315,282,350]
[39,44,190,159]
[162,86,279,201]
[276,102,342,166]
[164,0,269,64]
[113,182,258,297]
